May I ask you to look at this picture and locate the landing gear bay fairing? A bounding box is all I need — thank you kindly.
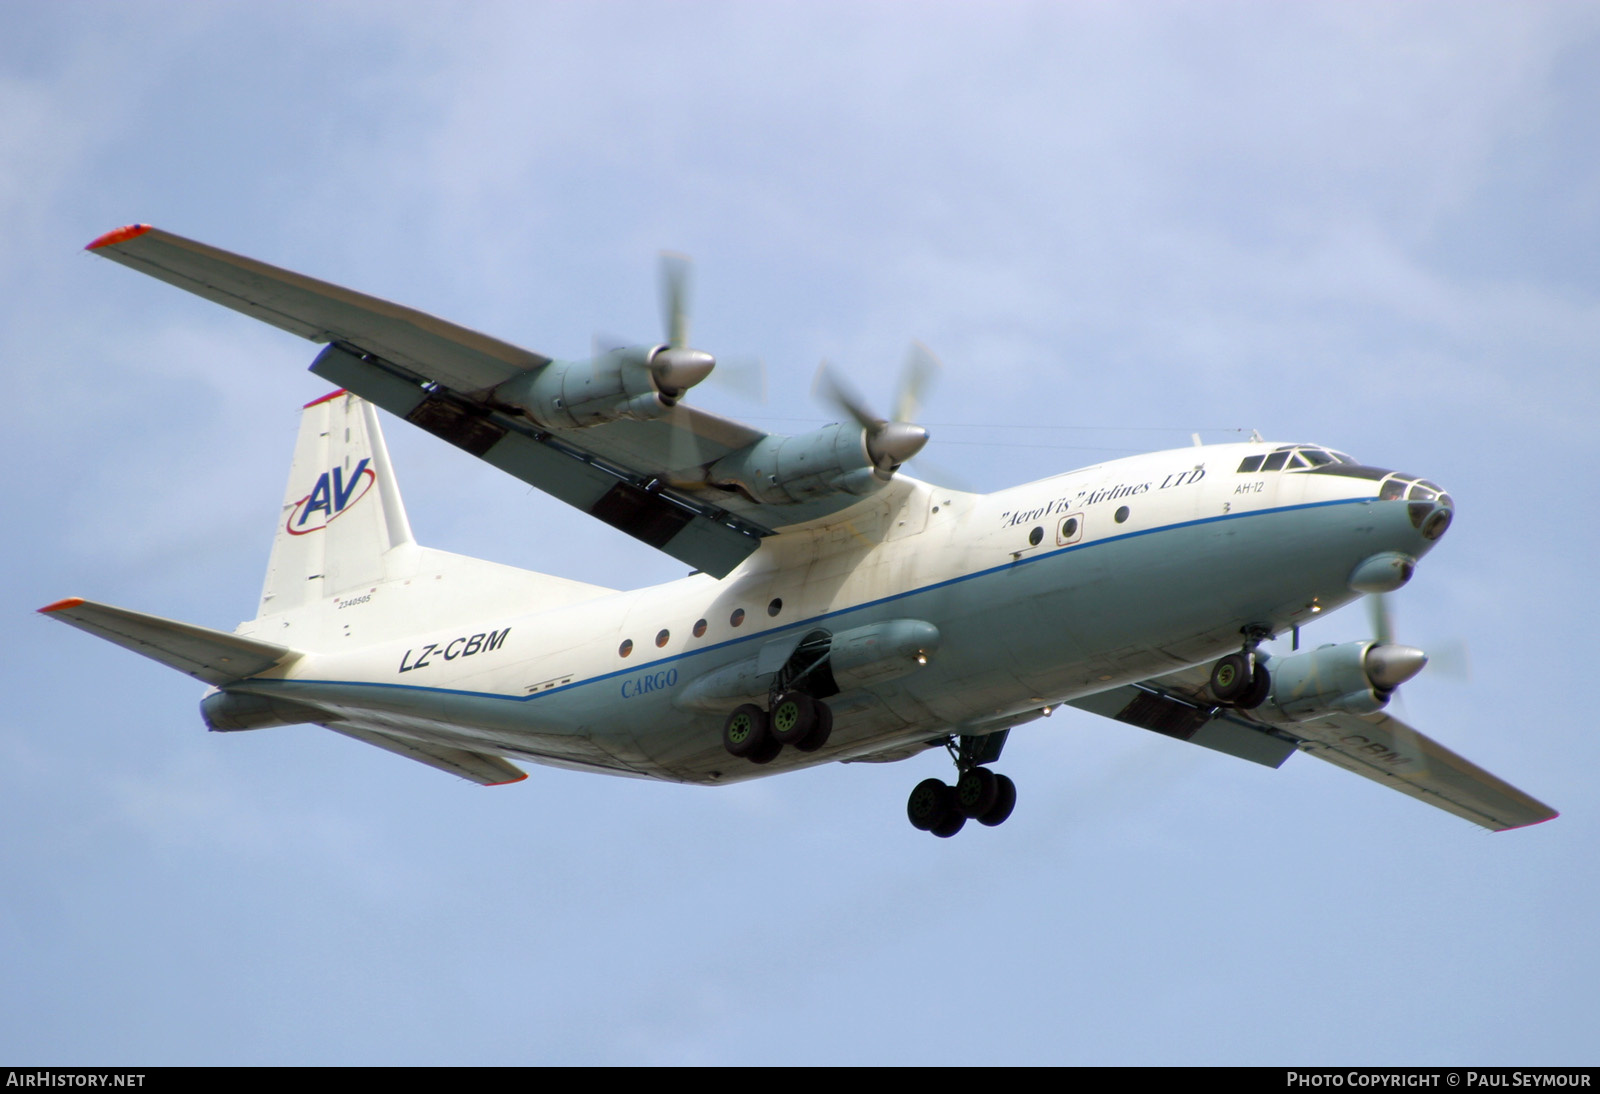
[44,224,1556,836]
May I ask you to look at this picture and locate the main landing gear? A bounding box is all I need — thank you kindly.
[906,732,1017,838]
[721,692,834,765]
[723,630,838,765]
[1208,625,1272,709]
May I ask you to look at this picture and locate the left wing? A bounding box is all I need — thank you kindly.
[1071,665,1557,832]
[88,226,903,577]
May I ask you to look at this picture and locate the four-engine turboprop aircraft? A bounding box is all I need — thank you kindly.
[41,224,1556,836]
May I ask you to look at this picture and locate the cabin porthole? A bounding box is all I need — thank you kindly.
[730,608,745,627]
[767,598,783,617]
[655,629,670,648]
[1028,526,1043,547]
[618,639,633,658]
[693,618,707,638]
[1114,506,1130,524]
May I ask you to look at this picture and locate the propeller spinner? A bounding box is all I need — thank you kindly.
[1365,593,1429,693]
[650,252,716,397]
[814,341,941,476]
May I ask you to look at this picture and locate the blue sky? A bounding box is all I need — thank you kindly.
[3,2,1597,1064]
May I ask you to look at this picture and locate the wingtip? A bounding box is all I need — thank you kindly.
[86,224,152,251]
[302,388,349,409]
[1500,810,1560,831]
[485,772,530,787]
[38,597,86,614]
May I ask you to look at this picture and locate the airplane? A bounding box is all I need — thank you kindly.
[40,223,1556,837]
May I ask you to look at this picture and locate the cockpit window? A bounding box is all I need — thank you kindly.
[1240,446,1360,474]
[1407,482,1439,503]
[1380,478,1407,501]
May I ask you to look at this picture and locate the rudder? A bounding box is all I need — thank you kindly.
[259,389,416,616]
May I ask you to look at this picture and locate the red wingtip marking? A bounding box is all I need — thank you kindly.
[38,597,86,614]
[86,224,152,250]
[485,773,530,787]
[302,389,348,409]
[1500,811,1560,831]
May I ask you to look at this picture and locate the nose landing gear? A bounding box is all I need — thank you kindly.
[1209,625,1273,709]
[906,732,1016,837]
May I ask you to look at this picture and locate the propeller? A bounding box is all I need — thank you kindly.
[1361,591,1433,774]
[1364,592,1429,693]
[814,342,941,475]
[650,252,715,395]
[650,253,770,483]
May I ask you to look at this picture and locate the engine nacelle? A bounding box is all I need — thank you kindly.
[1252,640,1427,724]
[494,345,707,430]
[707,422,883,505]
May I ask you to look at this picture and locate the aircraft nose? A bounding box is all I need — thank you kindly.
[1380,474,1453,542]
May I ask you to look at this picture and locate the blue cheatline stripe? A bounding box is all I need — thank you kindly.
[264,494,1376,705]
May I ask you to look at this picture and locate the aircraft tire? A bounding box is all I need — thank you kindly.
[1237,664,1272,710]
[723,703,771,758]
[955,767,999,818]
[748,736,783,765]
[793,701,833,753]
[769,692,819,745]
[1209,654,1253,702]
[907,777,953,831]
[978,774,1017,827]
[930,811,967,838]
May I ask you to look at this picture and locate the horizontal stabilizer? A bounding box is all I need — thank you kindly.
[38,597,298,685]
[320,723,527,786]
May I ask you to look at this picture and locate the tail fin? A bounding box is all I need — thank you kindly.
[259,389,416,616]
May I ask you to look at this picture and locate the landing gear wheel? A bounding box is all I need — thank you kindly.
[769,692,819,745]
[748,735,783,765]
[907,777,954,831]
[722,703,771,758]
[1209,653,1253,702]
[930,811,967,838]
[793,701,833,753]
[1237,663,1272,710]
[978,774,1017,827]
[955,767,999,818]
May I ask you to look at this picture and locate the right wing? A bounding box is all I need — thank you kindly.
[87,225,910,577]
[85,223,548,393]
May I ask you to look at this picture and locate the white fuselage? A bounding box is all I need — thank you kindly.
[229,442,1438,784]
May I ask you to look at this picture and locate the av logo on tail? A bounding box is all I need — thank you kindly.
[287,459,374,535]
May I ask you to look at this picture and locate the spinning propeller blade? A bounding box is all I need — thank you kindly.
[813,341,938,475]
